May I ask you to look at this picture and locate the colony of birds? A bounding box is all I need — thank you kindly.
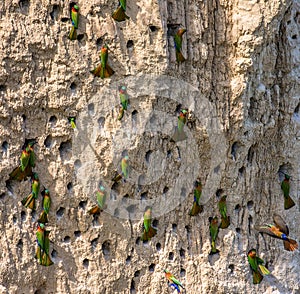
[7,1,299,293]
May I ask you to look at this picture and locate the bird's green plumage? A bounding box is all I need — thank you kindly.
[174,28,186,62]
[141,207,157,241]
[218,195,230,229]
[112,5,129,22]
[119,0,126,11]
[209,217,219,253]
[281,175,295,209]
[71,6,79,29]
[21,193,36,210]
[247,249,269,284]
[31,174,40,199]
[189,181,203,216]
[119,87,129,110]
[96,187,106,209]
[20,148,30,172]
[42,190,51,214]
[121,156,129,178]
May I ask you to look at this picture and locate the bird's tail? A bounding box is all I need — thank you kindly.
[172,127,187,142]
[112,173,123,182]
[220,216,230,229]
[284,195,295,210]
[35,246,42,264]
[118,107,125,121]
[21,193,36,210]
[68,26,77,40]
[104,64,115,78]
[189,202,203,216]
[141,226,157,241]
[169,283,181,293]
[112,6,129,22]
[253,270,263,284]
[9,165,32,181]
[42,253,54,266]
[210,241,220,255]
[88,205,101,215]
[176,50,186,63]
[38,210,48,224]
[284,239,298,251]
[258,264,270,276]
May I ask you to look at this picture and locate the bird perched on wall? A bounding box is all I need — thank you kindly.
[141,207,157,241]
[69,4,79,40]
[189,180,203,216]
[9,141,36,181]
[164,270,185,293]
[209,216,220,255]
[38,188,51,223]
[91,45,115,79]
[172,109,188,142]
[118,86,129,121]
[112,155,129,182]
[280,174,295,210]
[88,186,107,215]
[218,195,230,229]
[21,172,40,210]
[255,214,298,251]
[174,28,186,63]
[68,117,76,129]
[247,249,270,284]
[35,223,53,266]
[112,0,129,22]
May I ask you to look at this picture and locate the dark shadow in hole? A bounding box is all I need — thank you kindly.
[50,4,60,21]
[149,263,155,272]
[44,135,52,148]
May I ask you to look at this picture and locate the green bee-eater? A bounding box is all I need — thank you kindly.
[209,216,220,255]
[218,195,230,229]
[88,186,106,215]
[91,45,115,79]
[69,4,79,40]
[21,173,40,210]
[68,117,76,129]
[141,207,157,241]
[38,189,51,223]
[247,249,270,284]
[189,180,203,216]
[172,109,188,142]
[174,28,186,63]
[121,155,129,179]
[35,223,53,266]
[112,0,129,22]
[20,147,30,172]
[255,214,298,251]
[281,174,295,210]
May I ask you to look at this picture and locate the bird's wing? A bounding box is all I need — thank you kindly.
[254,225,283,240]
[273,214,289,236]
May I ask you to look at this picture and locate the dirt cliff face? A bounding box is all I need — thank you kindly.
[0,0,299,293]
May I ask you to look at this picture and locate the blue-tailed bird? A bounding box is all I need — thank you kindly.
[69,4,79,40]
[172,109,188,142]
[174,28,186,63]
[255,214,298,251]
[247,249,270,284]
[164,270,185,292]
[281,174,295,210]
